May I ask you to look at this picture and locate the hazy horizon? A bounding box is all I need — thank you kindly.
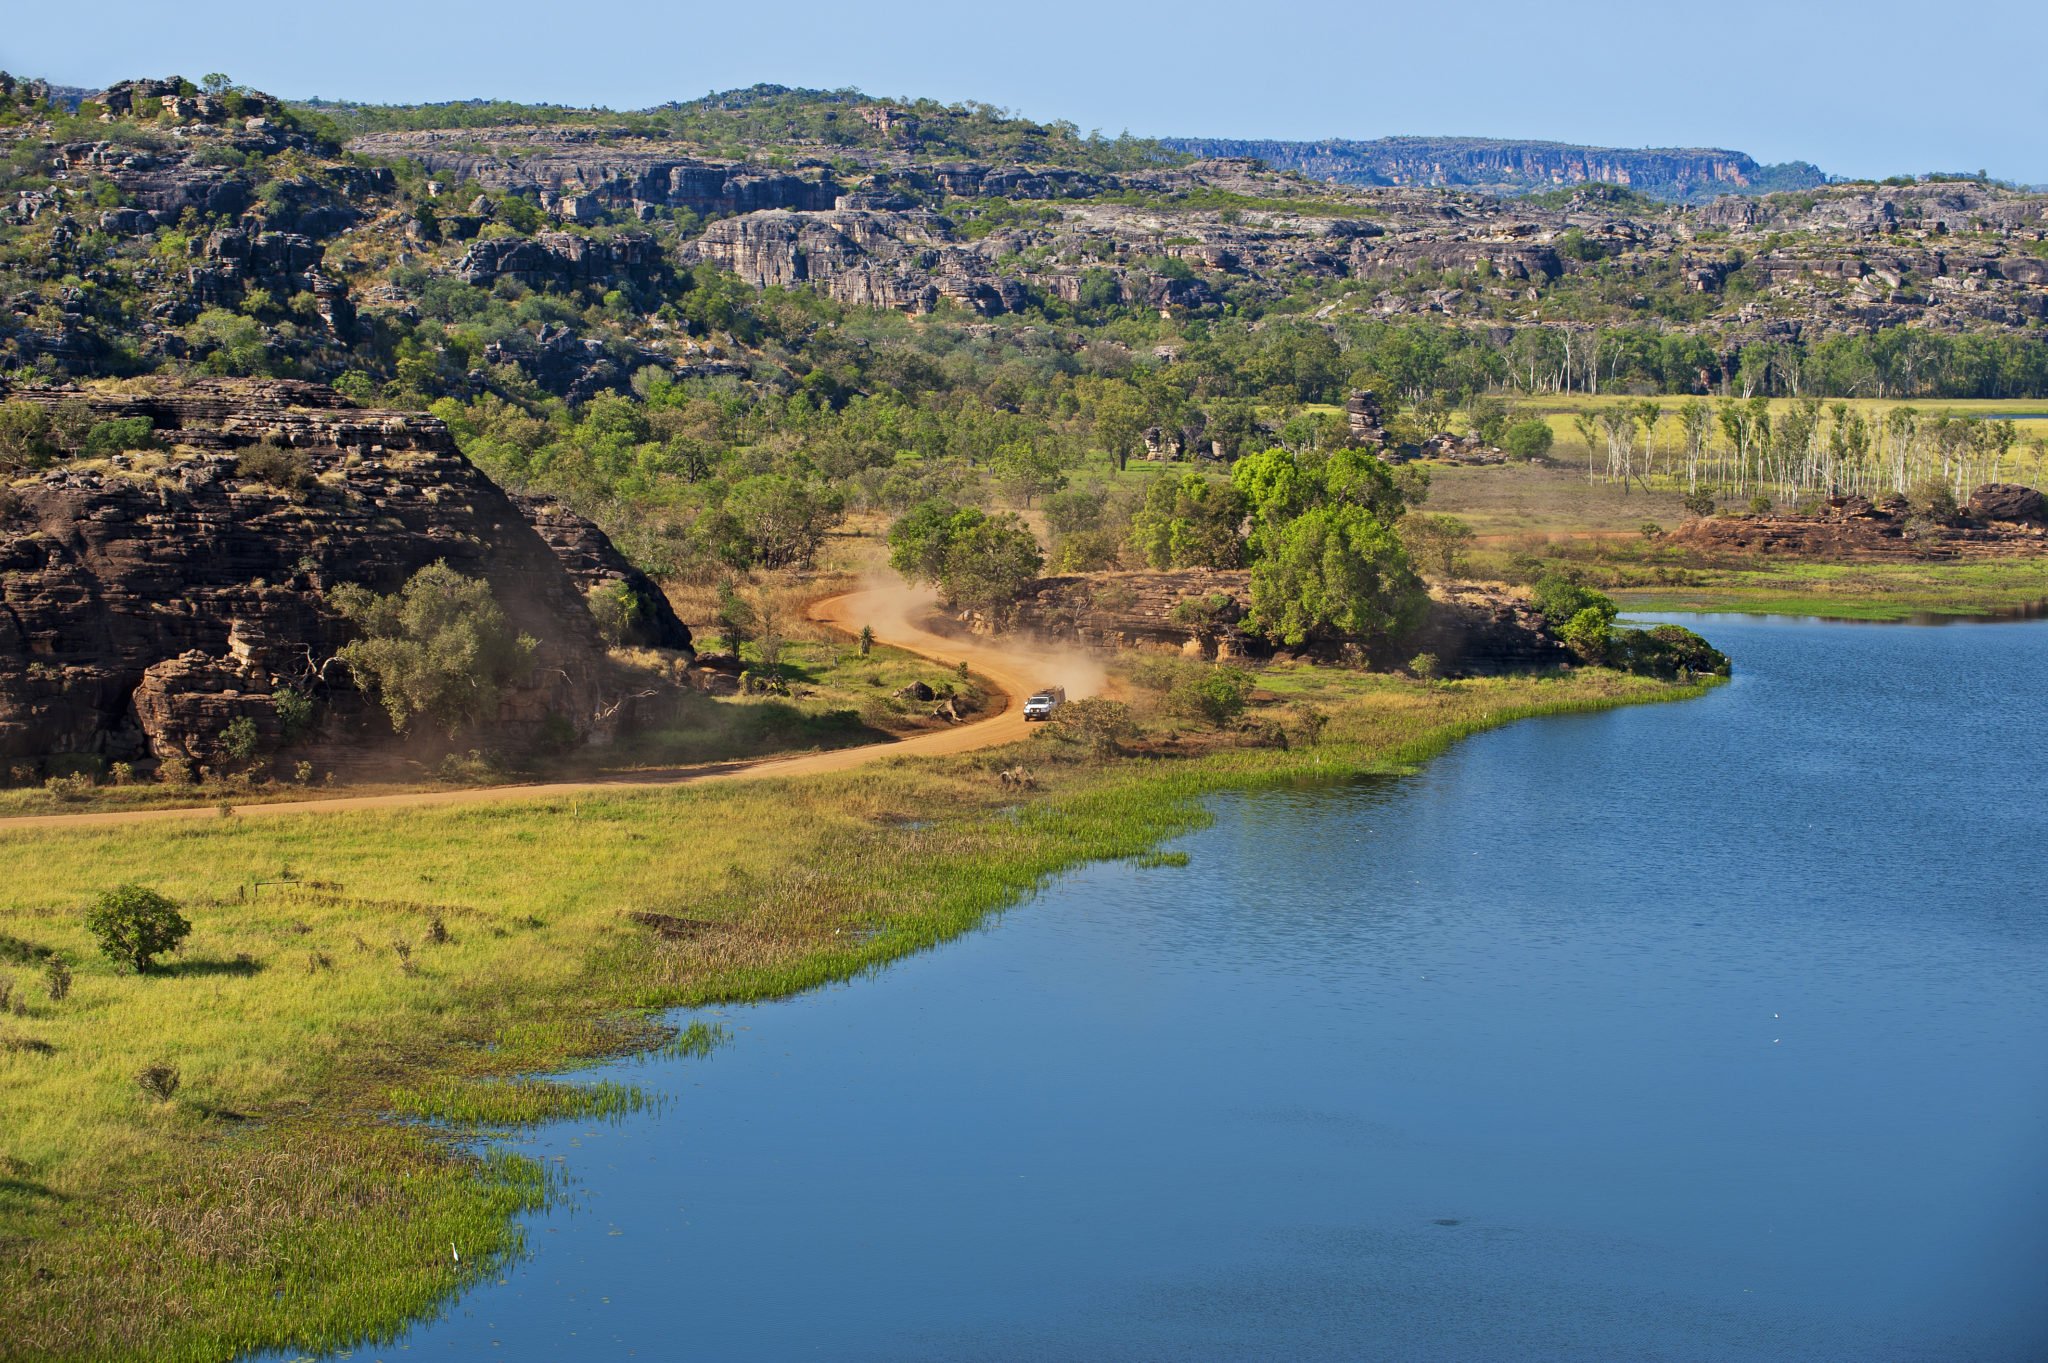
[6,0,2044,184]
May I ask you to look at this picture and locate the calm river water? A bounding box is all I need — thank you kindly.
[337,616,2048,1362]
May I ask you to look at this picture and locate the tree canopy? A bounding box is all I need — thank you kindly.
[331,562,538,735]
[888,501,1044,625]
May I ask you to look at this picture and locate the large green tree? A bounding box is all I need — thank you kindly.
[1248,504,1427,647]
[1129,472,1247,569]
[888,502,1044,624]
[332,562,538,735]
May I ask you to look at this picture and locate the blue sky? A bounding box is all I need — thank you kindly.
[6,0,2044,182]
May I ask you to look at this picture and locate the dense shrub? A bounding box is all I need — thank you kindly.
[1168,666,1255,725]
[1614,624,1732,678]
[80,417,156,458]
[1557,606,1615,663]
[1531,573,1617,627]
[86,885,191,974]
[1043,697,1137,755]
[272,685,317,742]
[585,579,643,646]
[0,400,55,474]
[235,442,312,492]
[1128,472,1246,569]
[1502,418,1555,461]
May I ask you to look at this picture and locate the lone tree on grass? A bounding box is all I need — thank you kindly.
[87,885,191,974]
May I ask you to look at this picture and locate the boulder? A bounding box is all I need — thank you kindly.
[130,651,279,764]
[1967,483,2047,526]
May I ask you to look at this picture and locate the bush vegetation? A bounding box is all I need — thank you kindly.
[331,563,538,735]
[84,884,191,973]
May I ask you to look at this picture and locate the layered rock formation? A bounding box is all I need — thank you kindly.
[1664,489,2048,558]
[686,209,1031,314]
[455,230,667,290]
[344,132,841,222]
[192,223,356,334]
[0,380,689,773]
[995,570,1567,673]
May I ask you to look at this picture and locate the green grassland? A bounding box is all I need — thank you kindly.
[1425,462,1692,537]
[0,662,1708,1361]
[1520,391,2048,442]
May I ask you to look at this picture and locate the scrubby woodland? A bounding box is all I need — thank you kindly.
[5,74,2048,582]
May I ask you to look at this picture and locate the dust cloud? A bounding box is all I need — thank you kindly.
[823,574,1109,703]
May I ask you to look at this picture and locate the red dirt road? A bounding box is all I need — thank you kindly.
[0,587,1048,832]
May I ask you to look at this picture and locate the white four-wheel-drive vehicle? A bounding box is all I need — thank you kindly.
[1022,685,1067,721]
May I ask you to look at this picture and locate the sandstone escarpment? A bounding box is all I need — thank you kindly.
[1161,136,1825,203]
[0,380,689,773]
[685,209,1031,315]
[343,134,841,222]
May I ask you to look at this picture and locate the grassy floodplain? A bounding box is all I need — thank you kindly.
[0,664,1710,1361]
[1520,391,2048,448]
[1412,462,2048,620]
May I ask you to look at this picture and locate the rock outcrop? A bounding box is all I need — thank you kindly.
[1966,482,2048,526]
[0,379,689,773]
[511,493,693,650]
[343,133,840,222]
[1665,488,2048,559]
[686,209,1032,315]
[192,224,355,335]
[455,230,667,290]
[995,569,1566,672]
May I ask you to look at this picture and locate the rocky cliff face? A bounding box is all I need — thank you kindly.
[0,379,689,774]
[996,569,1567,673]
[454,230,667,290]
[344,132,841,221]
[1161,136,1827,204]
[686,209,1033,314]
